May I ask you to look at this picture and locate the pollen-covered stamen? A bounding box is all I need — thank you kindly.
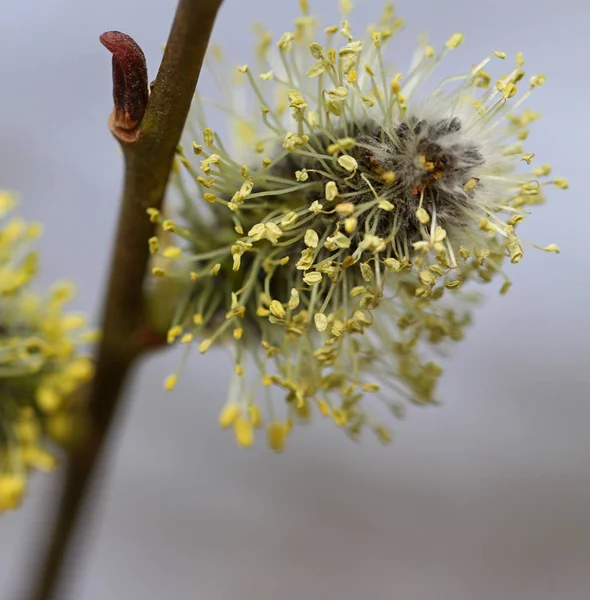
[1,194,95,511]
[264,112,486,250]
[352,115,486,243]
[154,2,566,451]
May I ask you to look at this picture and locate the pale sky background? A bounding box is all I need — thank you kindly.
[1,0,589,599]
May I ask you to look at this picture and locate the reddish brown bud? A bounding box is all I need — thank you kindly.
[100,31,148,139]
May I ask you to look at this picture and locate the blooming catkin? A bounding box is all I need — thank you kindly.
[0,191,95,512]
[150,1,566,450]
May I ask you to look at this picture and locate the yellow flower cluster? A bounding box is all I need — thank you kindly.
[149,1,566,451]
[0,192,95,512]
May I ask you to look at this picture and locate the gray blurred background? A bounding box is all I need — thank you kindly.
[1,0,589,598]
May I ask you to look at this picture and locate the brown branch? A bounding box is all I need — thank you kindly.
[23,2,224,599]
